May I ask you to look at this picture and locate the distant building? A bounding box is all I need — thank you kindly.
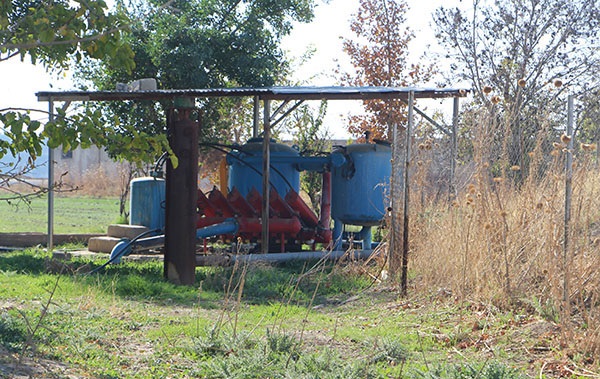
[54,145,123,183]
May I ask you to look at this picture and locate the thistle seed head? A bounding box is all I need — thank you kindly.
[560,134,572,144]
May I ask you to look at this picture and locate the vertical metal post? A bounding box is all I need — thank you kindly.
[450,97,459,200]
[389,122,400,277]
[261,100,271,254]
[400,91,414,297]
[253,96,260,138]
[563,94,574,316]
[164,98,199,285]
[47,99,55,250]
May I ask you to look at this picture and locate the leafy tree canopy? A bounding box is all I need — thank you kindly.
[81,0,316,164]
[1,0,135,162]
[341,0,434,141]
[1,0,134,71]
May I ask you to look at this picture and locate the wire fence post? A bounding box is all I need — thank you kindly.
[450,97,459,200]
[563,94,574,326]
[389,122,400,280]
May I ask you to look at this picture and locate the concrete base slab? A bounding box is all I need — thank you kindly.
[107,224,151,239]
[0,233,103,248]
[88,236,122,253]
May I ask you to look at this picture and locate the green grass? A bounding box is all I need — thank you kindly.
[0,249,559,378]
[0,195,121,233]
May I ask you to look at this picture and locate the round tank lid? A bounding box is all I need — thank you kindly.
[334,141,391,153]
[237,137,300,154]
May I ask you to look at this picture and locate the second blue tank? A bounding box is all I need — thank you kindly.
[331,141,391,226]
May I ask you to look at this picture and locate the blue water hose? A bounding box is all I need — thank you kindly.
[88,219,240,274]
[87,228,162,274]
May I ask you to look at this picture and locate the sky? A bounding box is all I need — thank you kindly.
[0,0,468,141]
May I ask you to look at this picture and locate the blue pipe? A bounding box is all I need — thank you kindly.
[332,221,375,251]
[333,218,343,251]
[361,226,372,251]
[109,219,239,264]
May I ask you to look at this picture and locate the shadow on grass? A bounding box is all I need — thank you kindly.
[0,252,47,275]
[0,250,371,308]
[0,312,28,353]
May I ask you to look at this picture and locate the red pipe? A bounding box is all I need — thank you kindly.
[208,188,235,217]
[197,216,302,237]
[246,188,275,217]
[237,217,302,236]
[315,229,332,243]
[197,190,218,217]
[285,189,319,227]
[270,188,295,218]
[227,187,257,217]
[318,171,331,229]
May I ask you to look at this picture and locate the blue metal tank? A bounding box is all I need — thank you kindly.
[226,138,300,197]
[331,141,391,226]
[129,177,166,230]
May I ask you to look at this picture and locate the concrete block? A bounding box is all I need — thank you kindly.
[88,236,122,253]
[107,224,150,239]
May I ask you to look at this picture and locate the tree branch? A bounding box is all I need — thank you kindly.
[0,26,127,51]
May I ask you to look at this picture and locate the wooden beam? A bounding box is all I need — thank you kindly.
[164,98,199,285]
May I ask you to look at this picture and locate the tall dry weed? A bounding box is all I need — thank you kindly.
[406,106,600,356]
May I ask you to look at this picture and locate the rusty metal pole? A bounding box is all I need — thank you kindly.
[450,97,459,200]
[47,98,55,251]
[389,122,400,280]
[261,100,271,254]
[400,91,414,297]
[164,97,199,285]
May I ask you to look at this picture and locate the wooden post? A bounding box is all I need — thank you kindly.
[164,98,199,285]
[261,100,271,254]
[400,91,414,297]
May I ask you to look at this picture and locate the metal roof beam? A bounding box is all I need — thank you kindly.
[37,86,469,103]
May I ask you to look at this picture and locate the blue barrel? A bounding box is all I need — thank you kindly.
[331,142,391,226]
[129,177,165,230]
[227,138,300,197]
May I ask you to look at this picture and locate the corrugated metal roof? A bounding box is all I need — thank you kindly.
[36,86,469,102]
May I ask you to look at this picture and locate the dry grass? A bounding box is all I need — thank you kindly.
[405,110,600,358]
[56,162,138,198]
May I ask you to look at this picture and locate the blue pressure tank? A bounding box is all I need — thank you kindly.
[331,141,391,226]
[129,177,165,230]
[227,138,300,197]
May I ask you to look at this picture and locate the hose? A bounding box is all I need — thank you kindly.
[86,228,162,275]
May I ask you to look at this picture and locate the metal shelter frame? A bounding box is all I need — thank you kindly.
[37,86,468,285]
